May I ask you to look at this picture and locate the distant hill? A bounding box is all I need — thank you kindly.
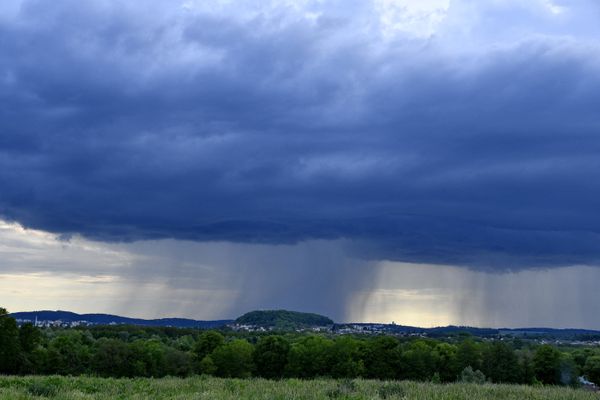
[10,309,600,340]
[332,323,600,340]
[235,310,333,329]
[10,310,232,329]
[498,327,600,339]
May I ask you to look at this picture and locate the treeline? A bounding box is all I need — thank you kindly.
[2,308,600,386]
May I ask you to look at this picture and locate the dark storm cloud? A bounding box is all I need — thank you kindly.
[2,0,600,268]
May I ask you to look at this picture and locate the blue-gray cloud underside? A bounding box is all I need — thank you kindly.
[1,1,600,269]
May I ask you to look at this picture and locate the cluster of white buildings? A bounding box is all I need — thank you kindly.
[14,317,115,328]
[228,322,429,336]
[228,323,332,333]
[334,324,425,337]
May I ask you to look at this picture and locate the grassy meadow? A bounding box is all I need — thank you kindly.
[0,376,598,400]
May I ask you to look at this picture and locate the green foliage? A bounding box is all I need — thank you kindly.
[456,339,482,372]
[459,366,486,384]
[253,335,290,379]
[235,310,333,329]
[163,346,193,377]
[45,330,92,375]
[559,354,578,386]
[27,380,58,397]
[19,323,41,353]
[328,337,365,378]
[2,375,600,399]
[362,336,401,380]
[518,351,536,384]
[326,379,357,399]
[401,340,438,381]
[128,338,166,377]
[378,382,406,399]
[199,355,217,375]
[533,345,562,385]
[0,308,22,374]
[583,355,600,385]
[194,330,224,360]
[572,348,595,371]
[433,342,458,382]
[3,305,600,390]
[286,336,334,378]
[212,339,255,378]
[17,324,43,375]
[482,342,521,383]
[93,338,132,377]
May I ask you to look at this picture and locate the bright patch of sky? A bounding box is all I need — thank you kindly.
[375,0,450,38]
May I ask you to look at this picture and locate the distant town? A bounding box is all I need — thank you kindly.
[11,310,600,346]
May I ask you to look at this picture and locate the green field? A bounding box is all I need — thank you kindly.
[0,376,598,400]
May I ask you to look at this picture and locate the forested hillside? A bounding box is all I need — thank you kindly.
[10,310,231,328]
[235,310,333,329]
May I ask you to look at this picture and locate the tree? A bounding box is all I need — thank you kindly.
[129,339,167,377]
[572,348,595,371]
[559,354,578,386]
[93,338,132,377]
[401,340,438,381]
[19,323,41,353]
[328,336,365,378]
[456,339,482,372]
[193,331,224,363]
[533,345,562,385]
[362,336,401,380]
[253,335,290,379]
[198,355,217,375]
[285,336,334,378]
[212,339,255,378]
[519,351,536,384]
[481,342,521,383]
[18,323,43,374]
[434,342,458,382]
[0,308,21,374]
[163,346,193,377]
[584,355,600,385]
[45,331,92,375]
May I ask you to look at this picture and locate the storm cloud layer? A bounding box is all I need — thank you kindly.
[2,0,600,269]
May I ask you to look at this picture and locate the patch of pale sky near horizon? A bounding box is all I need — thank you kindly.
[2,219,600,328]
[348,261,600,328]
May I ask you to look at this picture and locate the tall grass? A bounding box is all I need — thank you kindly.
[0,376,597,400]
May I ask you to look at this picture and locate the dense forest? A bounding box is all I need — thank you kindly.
[235,310,333,329]
[2,308,600,387]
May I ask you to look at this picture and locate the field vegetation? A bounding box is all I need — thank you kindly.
[1,375,599,400]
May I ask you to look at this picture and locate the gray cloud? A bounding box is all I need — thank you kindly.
[0,221,374,321]
[1,0,600,269]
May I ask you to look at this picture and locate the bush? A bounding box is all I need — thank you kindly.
[377,383,406,399]
[27,381,58,397]
[459,366,486,384]
[326,379,357,398]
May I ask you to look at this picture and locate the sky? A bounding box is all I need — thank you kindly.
[2,0,600,328]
